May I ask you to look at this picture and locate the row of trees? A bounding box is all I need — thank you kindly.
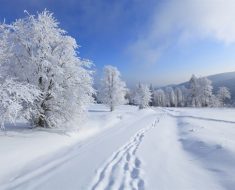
[96,66,152,111]
[152,75,231,108]
[0,10,94,129]
[97,68,232,111]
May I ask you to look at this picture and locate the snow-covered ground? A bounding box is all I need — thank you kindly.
[0,105,235,190]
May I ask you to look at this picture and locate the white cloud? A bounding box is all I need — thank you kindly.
[128,0,235,64]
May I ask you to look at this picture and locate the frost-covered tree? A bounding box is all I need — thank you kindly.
[125,89,134,105]
[180,85,189,106]
[165,87,177,107]
[126,89,135,105]
[149,84,154,106]
[188,75,200,107]
[164,88,171,107]
[175,87,183,107]
[187,75,214,107]
[210,95,220,107]
[197,77,213,107]
[217,87,231,106]
[0,79,40,129]
[98,65,127,111]
[0,10,94,127]
[134,83,151,109]
[0,23,40,129]
[153,89,166,107]
[0,24,11,65]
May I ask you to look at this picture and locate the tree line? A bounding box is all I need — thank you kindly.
[150,75,231,108]
[97,68,232,111]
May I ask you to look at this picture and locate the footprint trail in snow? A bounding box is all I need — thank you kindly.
[90,118,159,190]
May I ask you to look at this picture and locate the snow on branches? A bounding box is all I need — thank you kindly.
[149,75,232,108]
[0,10,94,128]
[0,79,40,129]
[217,87,231,106]
[133,83,152,109]
[98,65,127,111]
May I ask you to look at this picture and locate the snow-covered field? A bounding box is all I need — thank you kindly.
[0,104,235,190]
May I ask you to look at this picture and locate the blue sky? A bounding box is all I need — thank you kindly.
[1,0,235,86]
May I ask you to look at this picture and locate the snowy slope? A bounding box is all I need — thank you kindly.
[1,105,235,190]
[137,114,223,190]
[0,105,139,189]
[160,108,235,190]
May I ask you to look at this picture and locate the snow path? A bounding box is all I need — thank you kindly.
[1,106,235,190]
[138,112,223,190]
[90,119,159,190]
[160,108,235,124]
[161,108,235,190]
[1,109,158,190]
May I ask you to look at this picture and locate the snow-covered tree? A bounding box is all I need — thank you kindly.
[217,87,231,106]
[180,85,189,106]
[187,75,214,107]
[0,79,40,129]
[210,95,220,107]
[197,77,213,107]
[164,88,170,107]
[175,87,183,107]
[188,75,200,107]
[98,65,127,111]
[0,24,11,65]
[149,84,154,106]
[165,87,177,107]
[134,83,151,109]
[0,22,41,129]
[125,89,135,105]
[125,89,133,105]
[0,10,94,127]
[153,89,166,107]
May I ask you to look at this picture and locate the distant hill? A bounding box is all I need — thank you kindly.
[208,72,235,101]
[169,71,235,102]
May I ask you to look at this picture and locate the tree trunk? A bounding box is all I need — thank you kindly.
[38,115,45,127]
